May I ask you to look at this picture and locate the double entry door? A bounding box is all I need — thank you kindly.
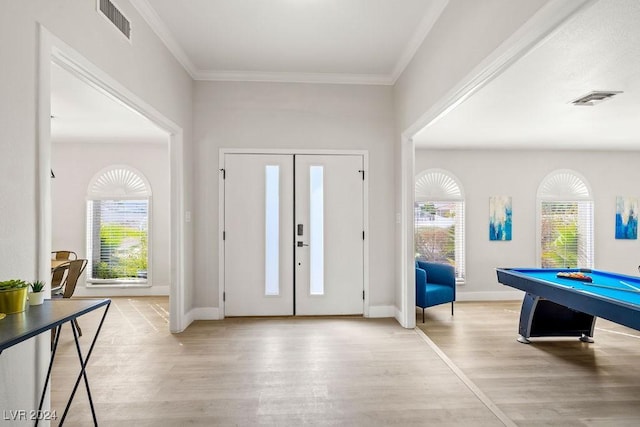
[223,153,364,316]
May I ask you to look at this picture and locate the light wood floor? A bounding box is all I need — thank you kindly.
[49,297,640,426]
[418,301,640,426]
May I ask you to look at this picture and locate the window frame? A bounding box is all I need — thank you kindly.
[85,165,153,287]
[536,169,594,269]
[414,169,466,284]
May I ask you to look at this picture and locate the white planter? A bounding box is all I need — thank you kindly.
[28,291,45,306]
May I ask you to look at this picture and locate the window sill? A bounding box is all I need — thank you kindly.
[86,281,150,288]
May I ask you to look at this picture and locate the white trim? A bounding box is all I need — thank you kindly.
[390,0,449,84]
[404,0,597,139]
[399,0,596,329]
[537,168,593,199]
[415,168,465,200]
[456,290,524,302]
[38,26,186,333]
[128,0,198,78]
[75,284,170,297]
[186,307,221,323]
[129,0,446,86]
[87,164,152,197]
[368,305,395,318]
[219,148,369,318]
[362,153,370,318]
[397,136,416,329]
[195,70,394,85]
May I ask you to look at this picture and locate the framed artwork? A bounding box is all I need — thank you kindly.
[615,196,638,239]
[489,196,512,241]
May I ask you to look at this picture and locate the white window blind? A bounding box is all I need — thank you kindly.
[415,169,466,282]
[86,166,151,285]
[538,170,593,269]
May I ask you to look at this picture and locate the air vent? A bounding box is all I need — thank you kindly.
[571,91,622,106]
[98,0,131,40]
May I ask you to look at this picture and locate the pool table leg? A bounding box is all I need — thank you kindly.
[579,334,594,343]
[517,293,596,343]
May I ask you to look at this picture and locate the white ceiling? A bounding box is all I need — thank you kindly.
[50,62,168,144]
[414,0,640,151]
[52,0,639,150]
[131,0,448,84]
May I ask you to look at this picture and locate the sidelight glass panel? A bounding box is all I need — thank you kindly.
[309,166,324,295]
[265,165,279,295]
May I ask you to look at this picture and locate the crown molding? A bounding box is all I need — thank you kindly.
[390,0,449,84]
[129,0,198,79]
[192,69,394,85]
[131,0,445,86]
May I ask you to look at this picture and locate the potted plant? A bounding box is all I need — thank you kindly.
[0,279,30,314]
[29,280,46,306]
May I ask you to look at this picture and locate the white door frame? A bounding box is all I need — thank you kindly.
[219,148,369,318]
[37,26,187,332]
[397,0,596,328]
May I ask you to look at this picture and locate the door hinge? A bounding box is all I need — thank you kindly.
[223,292,226,302]
[362,230,365,240]
[363,290,365,300]
[219,168,226,179]
[359,169,365,180]
[223,231,226,240]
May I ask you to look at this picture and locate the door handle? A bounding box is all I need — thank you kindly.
[297,241,309,247]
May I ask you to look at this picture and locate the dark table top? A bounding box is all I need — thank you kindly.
[0,299,110,352]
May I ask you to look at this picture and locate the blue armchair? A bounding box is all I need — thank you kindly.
[415,260,456,323]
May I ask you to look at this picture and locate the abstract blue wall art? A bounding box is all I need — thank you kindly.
[615,196,638,240]
[489,196,512,241]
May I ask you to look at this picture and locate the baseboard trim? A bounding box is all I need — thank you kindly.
[368,305,395,318]
[457,290,524,301]
[394,307,406,327]
[74,285,170,297]
[186,307,220,325]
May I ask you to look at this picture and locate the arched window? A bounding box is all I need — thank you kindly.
[86,165,152,285]
[537,169,593,268]
[415,169,465,283]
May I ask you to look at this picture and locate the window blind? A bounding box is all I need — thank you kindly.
[414,200,465,281]
[87,199,149,282]
[540,200,594,268]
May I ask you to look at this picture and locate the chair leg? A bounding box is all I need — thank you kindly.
[451,302,454,316]
[74,319,82,337]
[422,307,425,323]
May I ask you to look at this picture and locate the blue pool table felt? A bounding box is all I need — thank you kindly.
[507,268,640,307]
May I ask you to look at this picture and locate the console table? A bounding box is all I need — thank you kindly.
[0,299,111,426]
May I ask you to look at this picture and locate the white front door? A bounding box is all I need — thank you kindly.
[224,154,294,316]
[223,153,364,316]
[294,155,364,315]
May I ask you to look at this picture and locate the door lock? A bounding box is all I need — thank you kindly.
[297,241,309,247]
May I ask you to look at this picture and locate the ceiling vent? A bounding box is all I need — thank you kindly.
[98,0,131,40]
[571,91,622,106]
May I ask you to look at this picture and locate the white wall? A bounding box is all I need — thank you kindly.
[0,0,192,420]
[51,141,170,296]
[193,81,397,314]
[416,149,640,298]
[393,0,550,133]
[391,0,555,324]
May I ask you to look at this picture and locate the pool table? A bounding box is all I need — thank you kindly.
[496,268,640,343]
